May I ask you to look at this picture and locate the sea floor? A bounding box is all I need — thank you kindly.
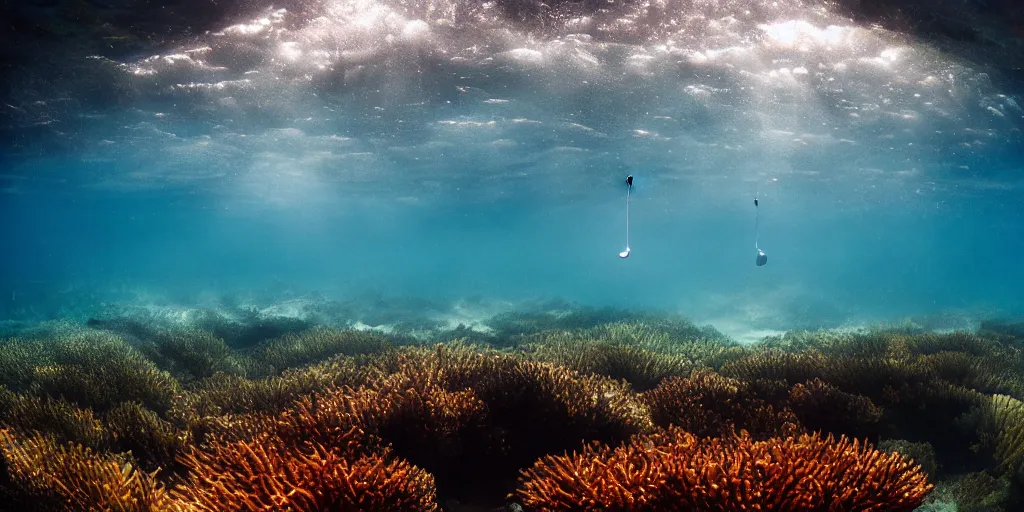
[0,296,1022,511]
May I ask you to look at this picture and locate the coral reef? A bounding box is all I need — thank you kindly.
[190,307,314,349]
[105,401,191,474]
[521,321,742,391]
[641,370,801,439]
[486,309,729,348]
[172,437,438,511]
[981,394,1024,475]
[515,427,933,511]
[878,439,939,478]
[923,471,1011,512]
[978,320,1024,347]
[4,308,1024,510]
[0,388,107,450]
[0,330,181,414]
[140,328,243,381]
[524,335,692,392]
[788,378,884,440]
[241,326,393,376]
[0,429,169,511]
[200,344,651,505]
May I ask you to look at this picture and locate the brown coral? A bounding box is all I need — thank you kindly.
[192,344,650,505]
[268,372,490,472]
[877,439,938,478]
[189,362,485,503]
[28,331,183,414]
[242,327,393,376]
[434,346,653,438]
[923,350,1023,398]
[515,427,934,511]
[143,328,243,381]
[525,338,692,392]
[720,349,829,386]
[788,378,884,440]
[168,352,391,446]
[0,330,182,415]
[105,401,192,474]
[0,429,169,511]
[641,369,802,439]
[0,388,108,450]
[171,436,438,511]
[983,393,1024,475]
[928,471,1010,512]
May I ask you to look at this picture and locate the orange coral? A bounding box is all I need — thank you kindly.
[427,345,654,498]
[243,371,488,457]
[641,369,802,439]
[171,435,438,511]
[0,429,169,511]
[515,427,933,511]
[190,364,487,504]
[195,345,651,505]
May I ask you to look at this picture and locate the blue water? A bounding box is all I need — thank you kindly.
[2,1,1023,340]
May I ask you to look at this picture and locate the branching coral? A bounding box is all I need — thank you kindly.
[0,387,108,450]
[0,338,50,392]
[143,328,243,381]
[525,337,692,392]
[188,350,424,445]
[904,331,1013,359]
[878,439,938,479]
[4,312,1014,511]
[177,371,335,418]
[167,351,392,441]
[817,331,912,360]
[171,436,438,511]
[183,359,483,501]
[434,346,653,462]
[262,372,490,467]
[0,429,169,511]
[189,307,313,349]
[978,320,1024,347]
[191,344,650,505]
[758,329,859,353]
[923,351,1023,398]
[925,471,1011,512]
[788,378,883,440]
[757,330,984,360]
[577,322,742,370]
[524,321,741,373]
[746,330,1024,404]
[105,401,191,474]
[721,345,988,450]
[641,369,802,439]
[983,394,1024,475]
[515,427,934,511]
[720,349,829,386]
[486,309,730,347]
[24,330,182,414]
[241,327,393,376]
[348,372,490,475]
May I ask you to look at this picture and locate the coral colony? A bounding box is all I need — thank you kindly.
[1,308,1024,510]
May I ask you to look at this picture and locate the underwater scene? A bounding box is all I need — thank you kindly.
[2,0,1024,510]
